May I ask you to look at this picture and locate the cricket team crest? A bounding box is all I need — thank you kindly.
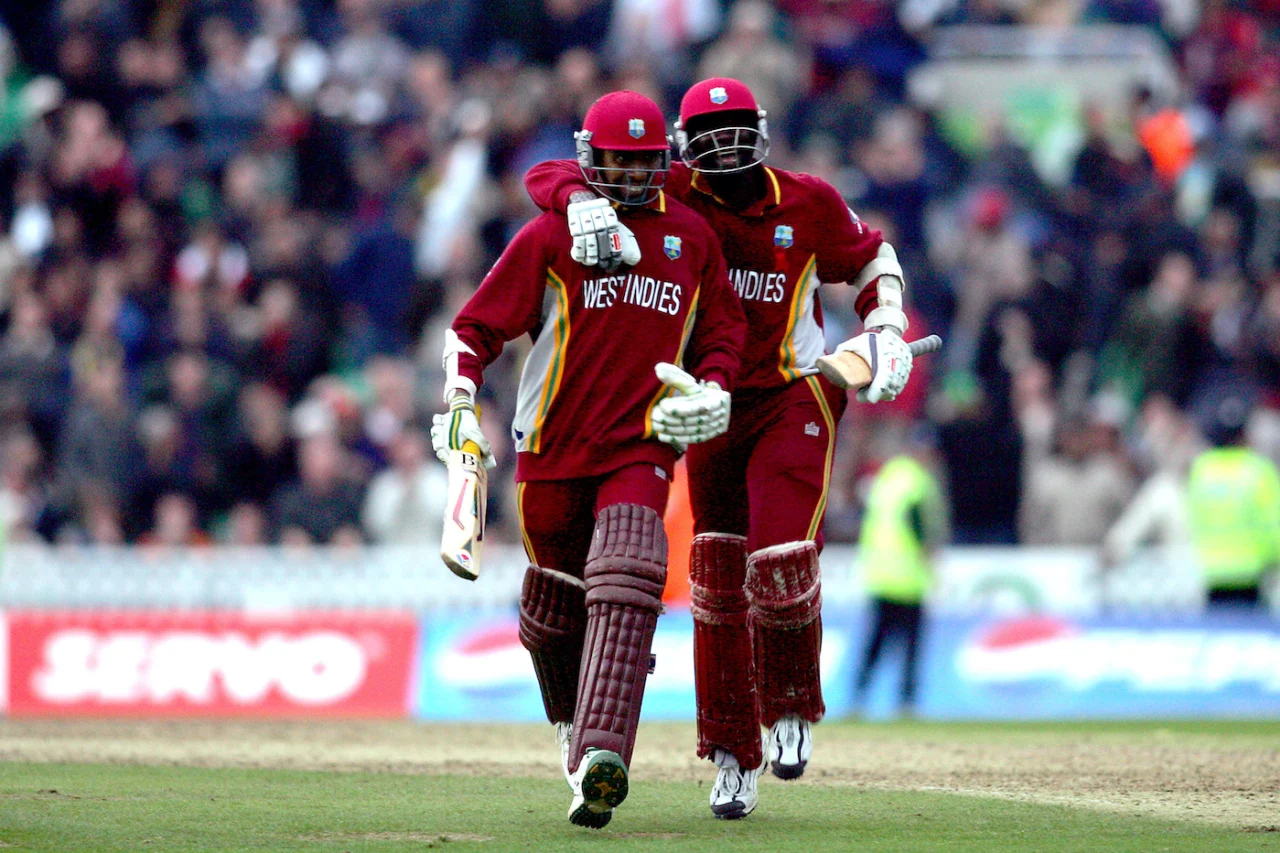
[664,235,682,260]
[774,225,794,248]
[709,87,728,105]
[629,118,645,139]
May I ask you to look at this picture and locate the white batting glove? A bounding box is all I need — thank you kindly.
[567,197,640,271]
[652,363,731,449]
[430,396,496,469]
[835,328,914,403]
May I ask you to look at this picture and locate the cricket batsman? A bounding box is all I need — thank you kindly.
[525,77,918,818]
[432,90,745,828]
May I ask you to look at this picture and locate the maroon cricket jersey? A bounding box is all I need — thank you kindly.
[525,161,886,391]
[452,192,745,482]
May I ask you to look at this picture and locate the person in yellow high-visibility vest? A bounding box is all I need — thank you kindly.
[853,434,949,715]
[1186,397,1280,609]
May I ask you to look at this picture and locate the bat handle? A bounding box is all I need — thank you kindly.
[908,334,943,356]
[460,439,482,455]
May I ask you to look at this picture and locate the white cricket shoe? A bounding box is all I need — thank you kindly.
[555,722,573,790]
[768,714,812,780]
[567,748,628,829]
[709,748,764,819]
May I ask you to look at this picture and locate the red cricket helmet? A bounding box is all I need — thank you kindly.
[575,90,672,206]
[675,77,770,174]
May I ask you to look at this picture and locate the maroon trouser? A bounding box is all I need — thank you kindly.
[517,463,670,577]
[687,375,846,549]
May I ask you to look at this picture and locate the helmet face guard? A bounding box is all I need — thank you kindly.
[575,131,671,206]
[676,78,770,175]
[675,114,769,174]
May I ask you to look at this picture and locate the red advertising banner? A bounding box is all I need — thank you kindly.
[6,610,418,717]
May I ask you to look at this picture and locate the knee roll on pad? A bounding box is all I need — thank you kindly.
[519,564,586,724]
[747,541,825,723]
[583,502,668,607]
[690,533,762,769]
[746,541,821,627]
[570,504,667,772]
[689,533,749,625]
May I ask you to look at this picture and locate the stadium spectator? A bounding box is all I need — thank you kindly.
[361,424,445,545]
[138,490,213,549]
[268,429,364,545]
[0,425,45,543]
[53,353,141,533]
[235,277,328,401]
[333,196,421,360]
[325,0,409,127]
[1096,251,1204,411]
[784,64,888,160]
[225,381,297,508]
[0,291,68,445]
[935,374,1022,544]
[222,499,269,545]
[1101,394,1200,568]
[71,479,126,545]
[1018,402,1136,546]
[852,108,932,271]
[192,17,272,172]
[931,185,1034,373]
[141,348,237,513]
[361,354,419,452]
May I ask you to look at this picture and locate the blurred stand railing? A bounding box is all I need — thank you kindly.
[2,543,1269,616]
[906,25,1181,187]
[909,25,1180,117]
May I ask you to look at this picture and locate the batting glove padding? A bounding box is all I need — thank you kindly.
[430,398,496,468]
[835,328,914,403]
[567,197,640,271]
[653,362,731,448]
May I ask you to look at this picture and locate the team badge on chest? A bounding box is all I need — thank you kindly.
[664,235,682,260]
[774,225,794,248]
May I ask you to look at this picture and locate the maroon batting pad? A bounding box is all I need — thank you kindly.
[569,503,667,772]
[690,532,762,769]
[518,564,587,724]
[746,541,825,724]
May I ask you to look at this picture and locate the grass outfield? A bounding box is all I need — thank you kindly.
[1,720,1278,852]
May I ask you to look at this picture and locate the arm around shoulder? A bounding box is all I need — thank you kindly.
[523,159,591,213]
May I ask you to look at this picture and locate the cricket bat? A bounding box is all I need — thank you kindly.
[816,334,943,391]
[441,439,487,581]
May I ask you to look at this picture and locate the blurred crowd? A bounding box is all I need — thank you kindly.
[0,0,1277,550]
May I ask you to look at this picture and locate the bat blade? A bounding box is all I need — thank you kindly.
[441,439,486,581]
[816,350,872,390]
[816,334,943,391]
